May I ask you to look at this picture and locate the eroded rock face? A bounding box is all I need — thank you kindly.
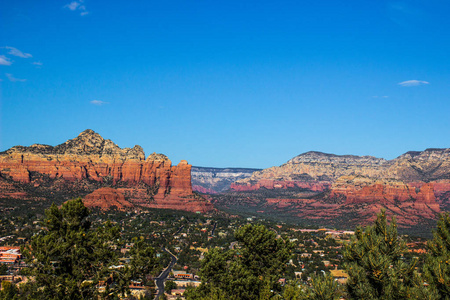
[0,130,213,213]
[235,149,450,188]
[191,167,262,194]
[83,187,133,210]
[227,149,450,229]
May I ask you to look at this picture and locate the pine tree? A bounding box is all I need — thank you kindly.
[343,210,426,300]
[20,198,157,300]
[302,274,342,300]
[423,213,450,299]
[185,224,293,300]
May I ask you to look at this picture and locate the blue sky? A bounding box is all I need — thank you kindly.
[1,0,449,168]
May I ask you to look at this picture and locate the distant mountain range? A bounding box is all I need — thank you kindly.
[213,149,450,234]
[191,166,262,194]
[1,130,450,234]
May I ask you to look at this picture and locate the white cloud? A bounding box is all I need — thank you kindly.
[6,73,26,82]
[32,61,43,66]
[398,80,429,87]
[65,1,80,10]
[0,55,12,66]
[90,100,109,106]
[64,0,89,16]
[4,46,32,58]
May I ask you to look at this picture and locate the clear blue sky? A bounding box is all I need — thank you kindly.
[1,0,449,168]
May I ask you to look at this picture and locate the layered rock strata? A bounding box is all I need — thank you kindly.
[229,149,450,228]
[191,166,262,194]
[0,130,212,213]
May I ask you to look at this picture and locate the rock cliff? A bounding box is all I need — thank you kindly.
[191,166,262,194]
[0,130,212,213]
[225,149,450,231]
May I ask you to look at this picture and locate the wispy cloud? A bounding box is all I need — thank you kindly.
[64,0,89,16]
[90,100,109,106]
[387,2,425,28]
[32,61,43,66]
[4,46,32,58]
[65,1,80,10]
[6,73,26,82]
[0,55,12,66]
[398,80,429,87]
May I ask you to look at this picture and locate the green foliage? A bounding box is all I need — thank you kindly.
[129,237,158,285]
[0,264,8,275]
[343,210,428,300]
[164,280,177,293]
[0,280,19,300]
[186,224,293,300]
[20,198,157,300]
[302,274,342,300]
[423,213,450,299]
[278,275,341,300]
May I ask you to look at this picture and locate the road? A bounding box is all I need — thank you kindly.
[154,247,177,299]
[174,225,184,236]
[211,222,217,236]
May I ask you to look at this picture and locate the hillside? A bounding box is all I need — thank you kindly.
[0,130,212,213]
[191,166,262,194]
[219,149,450,233]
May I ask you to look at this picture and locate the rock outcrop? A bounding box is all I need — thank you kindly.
[83,187,133,210]
[191,166,262,194]
[0,130,212,213]
[225,149,450,230]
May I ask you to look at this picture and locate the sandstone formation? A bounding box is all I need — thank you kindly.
[225,149,450,230]
[83,187,133,210]
[0,130,212,213]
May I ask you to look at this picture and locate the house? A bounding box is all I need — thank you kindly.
[172,270,194,280]
[329,269,349,284]
[0,247,22,265]
[174,280,201,288]
[171,289,186,296]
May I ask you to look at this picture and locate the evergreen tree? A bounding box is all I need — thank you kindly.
[423,213,450,299]
[185,224,293,300]
[20,198,157,300]
[0,281,19,300]
[343,210,427,300]
[301,274,342,300]
[164,280,177,293]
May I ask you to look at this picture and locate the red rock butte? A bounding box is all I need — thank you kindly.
[0,129,213,213]
[228,150,450,227]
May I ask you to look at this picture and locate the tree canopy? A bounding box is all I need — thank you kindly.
[343,210,429,300]
[19,198,157,300]
[186,223,293,300]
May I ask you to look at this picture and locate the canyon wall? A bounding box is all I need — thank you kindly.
[226,149,450,228]
[0,129,212,213]
[191,166,262,194]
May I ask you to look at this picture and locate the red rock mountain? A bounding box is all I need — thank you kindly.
[0,129,212,213]
[225,150,450,230]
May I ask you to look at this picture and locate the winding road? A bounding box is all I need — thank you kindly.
[154,248,177,299]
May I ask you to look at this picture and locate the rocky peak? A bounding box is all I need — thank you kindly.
[54,129,108,155]
[287,151,386,167]
[147,152,170,162]
[1,130,146,161]
[395,148,450,161]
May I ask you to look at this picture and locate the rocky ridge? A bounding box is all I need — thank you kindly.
[0,130,212,213]
[226,149,450,229]
[191,166,262,194]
